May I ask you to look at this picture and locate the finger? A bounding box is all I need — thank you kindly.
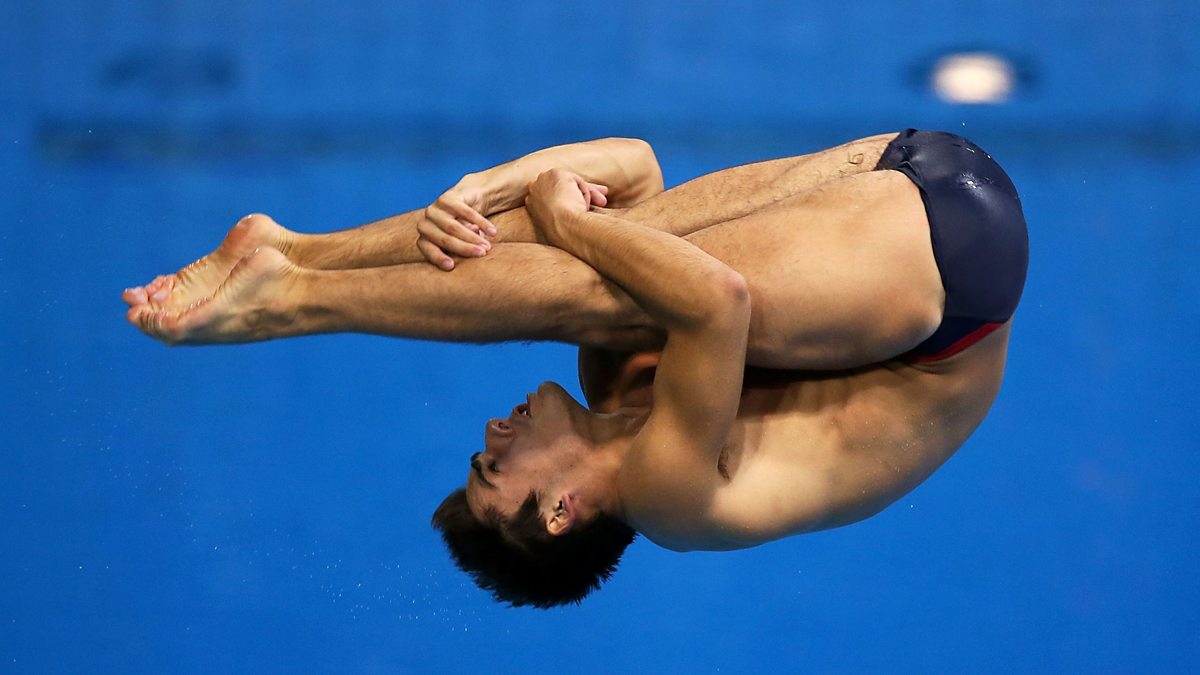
[588,186,608,208]
[574,176,594,205]
[436,203,481,234]
[418,220,489,259]
[428,211,491,252]
[438,212,491,253]
[445,199,496,236]
[463,219,483,237]
[417,237,455,271]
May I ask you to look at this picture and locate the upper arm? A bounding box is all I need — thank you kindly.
[620,273,751,536]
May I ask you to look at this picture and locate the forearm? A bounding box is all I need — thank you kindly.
[278,133,887,270]
[471,138,663,213]
[554,208,744,329]
[275,139,663,271]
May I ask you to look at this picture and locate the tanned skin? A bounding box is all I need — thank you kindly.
[123,134,1010,551]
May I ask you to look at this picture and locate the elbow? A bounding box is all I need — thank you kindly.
[605,137,664,197]
[604,136,654,157]
[694,269,751,326]
[723,270,750,303]
[719,270,751,314]
[724,271,753,325]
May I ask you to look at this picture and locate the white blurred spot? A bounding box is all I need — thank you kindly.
[932,52,1015,104]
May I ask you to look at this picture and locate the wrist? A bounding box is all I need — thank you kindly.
[456,170,484,193]
[559,207,587,226]
[458,171,502,215]
[547,208,588,249]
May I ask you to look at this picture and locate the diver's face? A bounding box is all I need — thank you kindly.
[464,382,587,522]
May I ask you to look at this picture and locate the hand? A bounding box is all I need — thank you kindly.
[581,180,609,210]
[416,180,498,271]
[525,170,609,246]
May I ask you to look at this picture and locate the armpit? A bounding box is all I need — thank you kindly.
[578,347,659,412]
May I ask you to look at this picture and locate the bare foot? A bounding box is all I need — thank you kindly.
[122,213,292,313]
[126,247,305,345]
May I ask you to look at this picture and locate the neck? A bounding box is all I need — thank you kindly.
[572,408,647,521]
[580,405,648,445]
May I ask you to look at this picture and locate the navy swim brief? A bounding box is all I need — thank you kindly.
[875,129,1029,361]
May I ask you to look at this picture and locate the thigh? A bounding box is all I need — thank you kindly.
[614,133,900,237]
[684,170,945,370]
[491,132,899,246]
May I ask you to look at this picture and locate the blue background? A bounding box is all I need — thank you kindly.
[2,1,1198,672]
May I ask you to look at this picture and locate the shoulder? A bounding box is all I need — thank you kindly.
[615,415,729,551]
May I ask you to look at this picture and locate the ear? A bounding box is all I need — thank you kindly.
[545,494,576,537]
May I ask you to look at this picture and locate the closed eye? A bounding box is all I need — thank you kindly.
[469,453,496,489]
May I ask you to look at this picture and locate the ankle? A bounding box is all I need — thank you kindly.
[281,231,319,267]
[284,265,331,335]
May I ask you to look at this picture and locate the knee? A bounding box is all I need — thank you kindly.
[821,288,944,367]
[880,291,944,356]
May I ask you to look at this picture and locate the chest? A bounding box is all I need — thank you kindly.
[717,367,975,491]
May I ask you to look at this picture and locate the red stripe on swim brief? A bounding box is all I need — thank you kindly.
[908,322,1004,363]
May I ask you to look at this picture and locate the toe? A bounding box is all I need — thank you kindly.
[126,305,172,342]
[157,310,186,344]
[123,287,148,306]
[146,276,174,303]
[126,305,152,333]
[150,286,171,303]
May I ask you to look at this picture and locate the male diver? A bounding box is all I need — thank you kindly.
[124,131,1028,608]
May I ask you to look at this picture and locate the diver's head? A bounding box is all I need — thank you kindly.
[431,381,640,608]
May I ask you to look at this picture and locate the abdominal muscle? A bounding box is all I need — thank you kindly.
[712,325,1011,544]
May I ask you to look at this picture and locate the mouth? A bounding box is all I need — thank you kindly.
[512,398,531,419]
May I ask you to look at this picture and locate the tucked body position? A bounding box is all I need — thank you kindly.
[124,130,1029,608]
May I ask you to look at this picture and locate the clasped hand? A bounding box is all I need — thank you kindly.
[416,179,496,270]
[524,169,607,248]
[417,171,607,270]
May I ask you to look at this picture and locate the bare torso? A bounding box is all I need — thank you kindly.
[122,125,1013,553]
[584,323,1008,551]
[573,135,1012,547]
[562,132,1021,551]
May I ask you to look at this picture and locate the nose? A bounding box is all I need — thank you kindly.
[485,417,514,456]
